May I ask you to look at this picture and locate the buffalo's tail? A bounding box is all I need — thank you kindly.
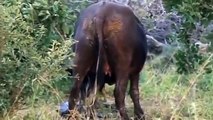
[86,15,105,107]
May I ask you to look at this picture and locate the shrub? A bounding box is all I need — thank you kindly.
[163,0,213,74]
[0,0,89,116]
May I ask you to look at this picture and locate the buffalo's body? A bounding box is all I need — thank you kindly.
[68,1,147,120]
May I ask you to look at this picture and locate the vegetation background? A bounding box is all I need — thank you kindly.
[0,0,213,119]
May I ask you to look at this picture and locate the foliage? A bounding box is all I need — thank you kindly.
[163,0,213,74]
[163,0,182,12]
[0,0,89,116]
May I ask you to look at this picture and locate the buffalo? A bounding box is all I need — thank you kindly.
[66,1,147,120]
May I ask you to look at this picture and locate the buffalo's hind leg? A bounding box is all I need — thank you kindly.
[68,69,88,112]
[129,74,145,120]
[68,38,96,117]
[114,72,130,120]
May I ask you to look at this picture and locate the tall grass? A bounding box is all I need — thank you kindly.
[140,54,213,120]
[2,53,213,120]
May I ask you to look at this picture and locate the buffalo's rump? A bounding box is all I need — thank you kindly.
[74,1,147,77]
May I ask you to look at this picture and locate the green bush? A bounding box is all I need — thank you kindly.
[163,0,213,74]
[0,0,89,116]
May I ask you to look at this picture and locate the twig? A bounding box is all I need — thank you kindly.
[54,26,65,41]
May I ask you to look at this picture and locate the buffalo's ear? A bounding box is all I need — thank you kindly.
[66,68,73,76]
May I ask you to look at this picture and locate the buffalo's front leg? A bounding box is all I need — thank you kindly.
[114,73,129,120]
[130,74,145,120]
